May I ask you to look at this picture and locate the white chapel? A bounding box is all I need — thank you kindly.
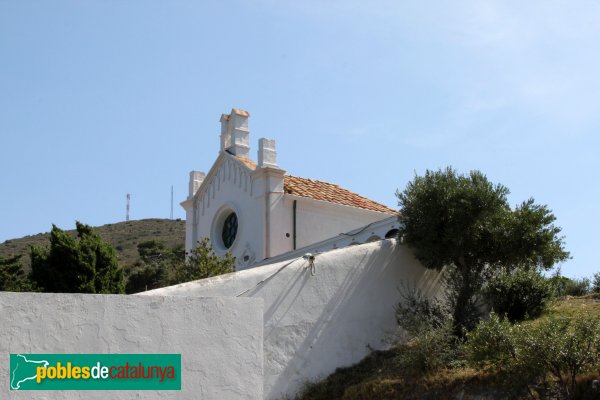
[181,108,398,270]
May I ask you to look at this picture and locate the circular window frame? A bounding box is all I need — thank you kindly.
[211,204,240,253]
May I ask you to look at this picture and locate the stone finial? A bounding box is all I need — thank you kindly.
[258,138,277,168]
[188,171,206,198]
[219,108,250,158]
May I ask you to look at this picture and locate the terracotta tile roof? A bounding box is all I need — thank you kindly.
[284,175,397,215]
[235,156,257,170]
[233,156,396,214]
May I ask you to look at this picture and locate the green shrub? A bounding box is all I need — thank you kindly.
[396,321,458,374]
[125,263,167,293]
[592,272,600,294]
[395,283,451,337]
[466,313,518,369]
[170,238,234,284]
[524,316,600,397]
[395,283,458,374]
[484,269,554,322]
[563,277,591,297]
[466,314,600,399]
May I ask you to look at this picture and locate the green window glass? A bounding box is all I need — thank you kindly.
[221,212,238,248]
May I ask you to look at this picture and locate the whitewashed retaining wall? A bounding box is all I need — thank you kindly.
[0,293,263,400]
[144,239,443,399]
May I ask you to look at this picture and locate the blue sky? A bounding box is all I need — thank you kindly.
[1,1,598,278]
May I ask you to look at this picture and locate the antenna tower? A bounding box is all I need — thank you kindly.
[170,185,174,219]
[126,193,130,221]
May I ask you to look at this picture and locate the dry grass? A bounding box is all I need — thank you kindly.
[298,359,526,400]
[542,294,600,320]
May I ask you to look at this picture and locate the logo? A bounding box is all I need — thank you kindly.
[10,354,181,390]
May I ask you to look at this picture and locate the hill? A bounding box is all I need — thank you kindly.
[0,219,185,270]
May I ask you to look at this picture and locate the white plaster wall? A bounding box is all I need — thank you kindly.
[268,195,392,257]
[144,239,443,399]
[191,156,265,270]
[292,196,394,249]
[0,293,263,400]
[184,207,194,253]
[253,216,400,267]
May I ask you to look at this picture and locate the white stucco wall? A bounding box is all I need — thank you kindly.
[186,154,267,270]
[143,239,443,399]
[280,195,394,250]
[266,194,394,258]
[0,293,263,400]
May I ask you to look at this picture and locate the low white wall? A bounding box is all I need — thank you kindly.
[0,293,263,400]
[144,239,443,399]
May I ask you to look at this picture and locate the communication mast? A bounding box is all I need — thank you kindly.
[170,186,174,219]
[126,193,130,221]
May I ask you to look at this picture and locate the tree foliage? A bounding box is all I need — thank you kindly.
[484,269,554,322]
[593,272,600,294]
[125,240,183,294]
[551,274,592,297]
[0,254,34,292]
[30,222,125,294]
[565,277,591,297]
[125,238,234,293]
[171,238,234,284]
[397,167,569,334]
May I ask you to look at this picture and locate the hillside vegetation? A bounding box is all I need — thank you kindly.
[0,219,184,270]
[296,295,600,400]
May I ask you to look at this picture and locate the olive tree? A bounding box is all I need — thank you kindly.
[397,167,569,334]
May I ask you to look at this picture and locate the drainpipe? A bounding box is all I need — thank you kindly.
[293,200,297,250]
[265,176,271,258]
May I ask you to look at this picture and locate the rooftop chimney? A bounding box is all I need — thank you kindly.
[219,108,250,159]
[258,138,277,168]
[188,171,205,198]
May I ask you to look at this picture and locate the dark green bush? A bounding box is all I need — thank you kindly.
[592,272,600,294]
[563,277,591,297]
[0,254,34,292]
[484,269,554,322]
[125,263,167,293]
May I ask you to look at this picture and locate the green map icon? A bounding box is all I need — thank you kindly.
[10,354,49,390]
[9,353,181,390]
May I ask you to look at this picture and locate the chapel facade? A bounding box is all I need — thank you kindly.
[181,108,397,270]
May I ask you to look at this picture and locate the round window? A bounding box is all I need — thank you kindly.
[221,212,238,249]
